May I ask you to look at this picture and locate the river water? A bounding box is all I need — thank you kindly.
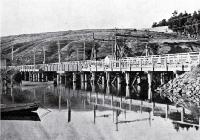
[1,83,200,140]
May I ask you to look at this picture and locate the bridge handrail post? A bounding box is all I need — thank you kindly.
[119,59,121,71]
[151,56,153,64]
[140,58,142,69]
[95,60,97,71]
[102,60,104,71]
[167,55,170,64]
[126,59,129,69]
[57,63,59,71]
[152,59,155,70]
[77,61,79,71]
[198,52,200,64]
[165,57,168,71]
[110,60,113,71]
[177,54,180,64]
[89,60,92,71]
[101,60,105,71]
[159,55,161,64]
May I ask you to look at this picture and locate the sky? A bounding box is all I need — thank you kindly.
[1,0,200,36]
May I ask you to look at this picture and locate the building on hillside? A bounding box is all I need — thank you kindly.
[150,26,173,33]
[143,26,173,33]
[104,55,114,65]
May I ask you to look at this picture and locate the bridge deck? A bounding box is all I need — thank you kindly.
[12,52,200,72]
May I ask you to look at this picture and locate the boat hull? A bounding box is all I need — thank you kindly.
[1,103,39,114]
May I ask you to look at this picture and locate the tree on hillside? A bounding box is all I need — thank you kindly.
[172,10,178,17]
[152,22,158,27]
[152,10,200,37]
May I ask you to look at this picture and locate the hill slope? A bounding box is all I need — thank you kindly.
[1,29,200,65]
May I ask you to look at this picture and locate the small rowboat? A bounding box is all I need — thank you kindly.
[1,102,39,114]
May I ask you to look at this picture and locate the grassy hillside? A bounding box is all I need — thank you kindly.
[1,29,200,65]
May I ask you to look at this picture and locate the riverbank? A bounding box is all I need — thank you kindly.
[159,65,200,109]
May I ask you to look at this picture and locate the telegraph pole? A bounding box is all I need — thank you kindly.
[145,43,148,56]
[11,46,14,62]
[57,40,61,63]
[114,30,117,60]
[92,33,116,60]
[114,31,150,58]
[43,46,46,64]
[112,38,114,59]
[83,41,86,61]
[93,33,95,60]
[11,45,14,66]
[92,33,115,59]
[33,48,36,71]
[77,48,79,61]
[90,33,97,60]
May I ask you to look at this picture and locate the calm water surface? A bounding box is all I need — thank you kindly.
[1,83,200,140]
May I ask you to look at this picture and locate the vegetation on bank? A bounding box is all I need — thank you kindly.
[1,69,22,86]
[152,10,200,37]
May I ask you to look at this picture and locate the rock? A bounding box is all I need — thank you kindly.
[160,65,200,108]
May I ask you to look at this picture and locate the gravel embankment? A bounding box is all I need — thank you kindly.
[159,65,200,108]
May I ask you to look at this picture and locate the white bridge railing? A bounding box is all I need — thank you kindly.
[9,52,200,72]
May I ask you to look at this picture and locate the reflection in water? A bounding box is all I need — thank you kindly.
[117,84,121,95]
[11,87,14,104]
[115,110,120,131]
[33,88,36,99]
[126,85,130,98]
[91,83,95,93]
[81,81,84,90]
[73,83,76,90]
[136,85,141,94]
[106,85,110,95]
[43,88,46,105]
[84,82,87,90]
[59,88,61,111]
[67,99,71,122]
[93,105,97,124]
[83,99,86,109]
[1,83,200,140]
[173,121,199,131]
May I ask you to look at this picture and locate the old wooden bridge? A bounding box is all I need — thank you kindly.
[10,51,200,100]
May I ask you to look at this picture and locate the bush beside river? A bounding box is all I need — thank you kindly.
[0,69,22,87]
[159,65,200,109]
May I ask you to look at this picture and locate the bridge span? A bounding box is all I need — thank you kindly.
[9,52,200,100]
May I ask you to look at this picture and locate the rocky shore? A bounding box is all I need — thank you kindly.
[159,65,200,108]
